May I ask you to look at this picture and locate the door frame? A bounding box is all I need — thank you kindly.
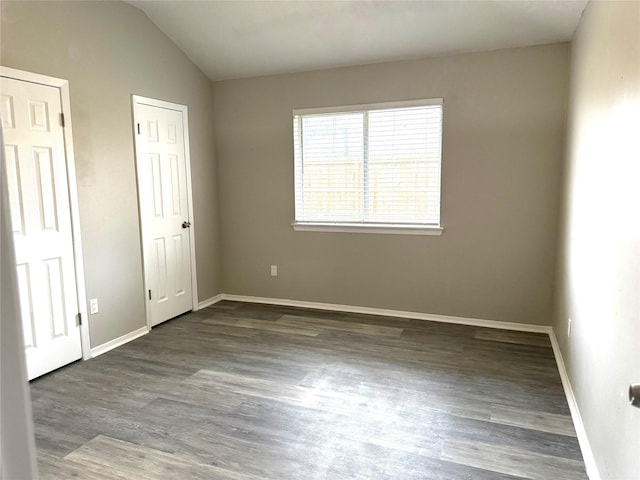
[131,95,199,330]
[1,66,91,360]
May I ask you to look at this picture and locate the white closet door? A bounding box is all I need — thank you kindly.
[1,76,82,380]
[134,101,193,326]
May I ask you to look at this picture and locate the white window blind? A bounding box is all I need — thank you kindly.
[293,99,443,230]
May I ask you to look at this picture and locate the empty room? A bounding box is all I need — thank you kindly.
[1,1,638,479]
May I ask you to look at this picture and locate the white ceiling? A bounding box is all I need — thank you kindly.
[129,0,587,81]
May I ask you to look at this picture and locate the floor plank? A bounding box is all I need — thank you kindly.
[65,435,254,480]
[490,404,577,437]
[31,301,587,479]
[441,438,586,480]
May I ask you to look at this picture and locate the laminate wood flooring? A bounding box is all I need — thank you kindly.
[30,301,587,479]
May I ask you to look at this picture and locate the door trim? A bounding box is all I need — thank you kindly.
[131,95,199,330]
[0,66,91,360]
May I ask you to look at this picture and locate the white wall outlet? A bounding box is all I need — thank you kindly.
[270,265,278,277]
[568,317,572,337]
[89,298,99,314]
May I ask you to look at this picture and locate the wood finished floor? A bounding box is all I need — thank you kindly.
[31,301,587,479]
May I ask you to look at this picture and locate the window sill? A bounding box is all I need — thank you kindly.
[292,222,444,236]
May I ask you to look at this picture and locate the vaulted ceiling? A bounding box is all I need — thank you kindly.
[129,1,587,81]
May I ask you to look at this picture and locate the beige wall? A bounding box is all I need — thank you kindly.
[1,1,222,348]
[553,1,640,478]
[213,44,568,325]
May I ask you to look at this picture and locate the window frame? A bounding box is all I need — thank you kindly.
[292,98,444,235]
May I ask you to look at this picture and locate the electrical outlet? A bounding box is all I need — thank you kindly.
[270,265,278,277]
[568,317,572,337]
[89,298,99,314]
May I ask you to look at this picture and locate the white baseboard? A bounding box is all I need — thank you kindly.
[220,294,551,333]
[549,330,600,480]
[89,326,149,359]
[197,294,224,310]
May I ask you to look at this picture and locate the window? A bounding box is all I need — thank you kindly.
[293,99,443,235]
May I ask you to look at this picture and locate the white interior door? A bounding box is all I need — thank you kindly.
[1,76,82,380]
[133,98,194,327]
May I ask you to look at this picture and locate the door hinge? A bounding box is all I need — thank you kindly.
[77,312,82,326]
[137,123,141,135]
[60,113,65,127]
[148,289,152,300]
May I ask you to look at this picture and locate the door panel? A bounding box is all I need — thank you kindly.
[1,76,82,379]
[135,102,193,326]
